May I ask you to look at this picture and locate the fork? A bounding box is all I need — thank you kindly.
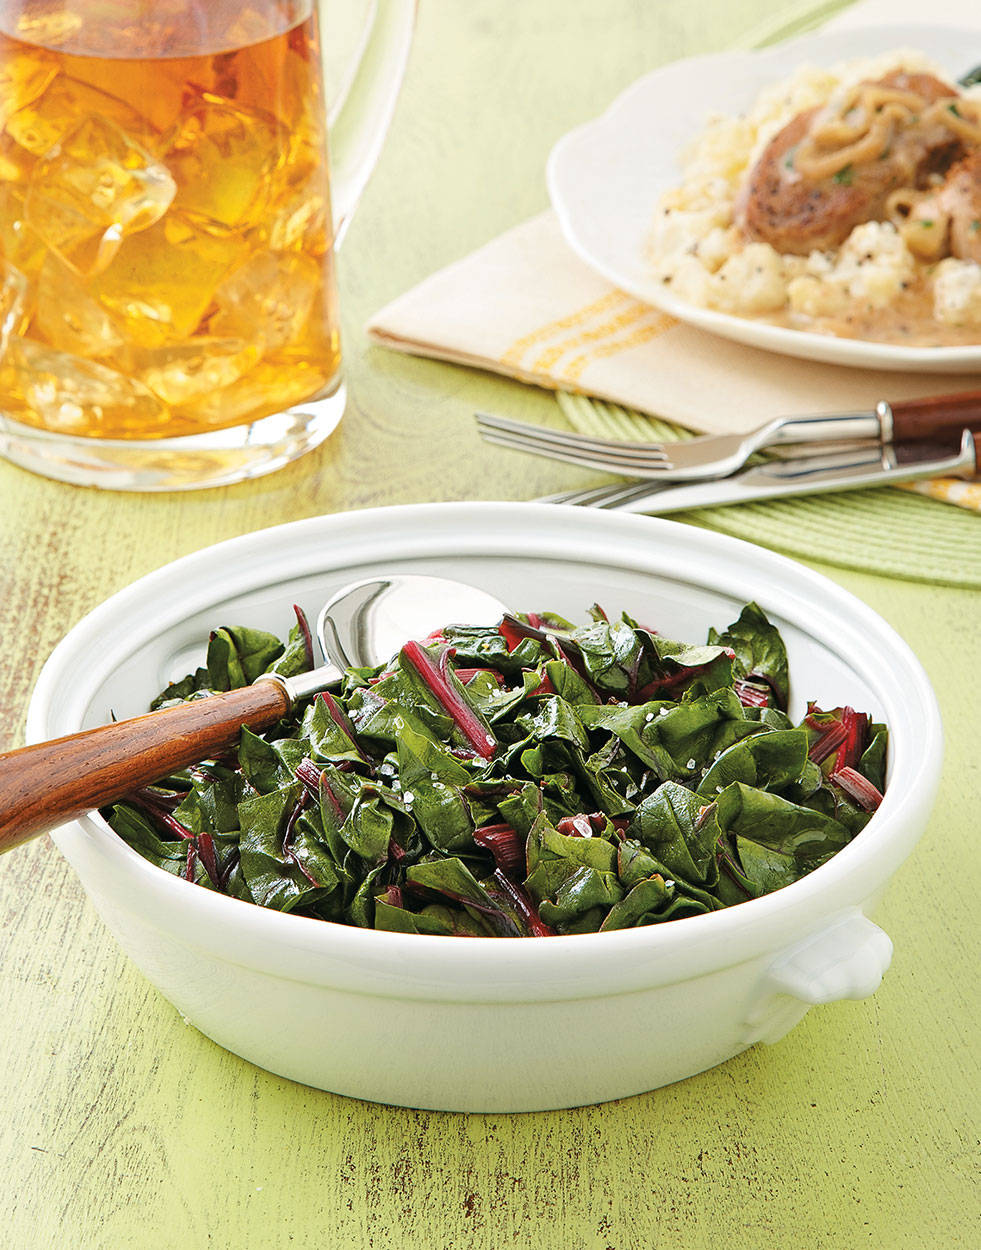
[477,391,981,482]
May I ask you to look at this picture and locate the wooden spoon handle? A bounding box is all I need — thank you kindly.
[890,391,981,443]
[0,681,290,853]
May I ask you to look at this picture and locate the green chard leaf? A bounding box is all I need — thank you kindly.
[538,864,624,928]
[237,784,336,912]
[149,667,216,710]
[172,764,244,833]
[339,785,399,864]
[267,609,315,679]
[524,812,622,925]
[733,836,807,896]
[302,692,372,768]
[105,804,189,877]
[405,857,521,936]
[629,780,719,886]
[543,658,601,705]
[697,728,809,798]
[206,625,284,691]
[859,725,888,792]
[394,723,474,851]
[517,694,590,752]
[713,782,851,864]
[374,898,493,937]
[496,781,544,837]
[708,602,790,710]
[238,727,296,795]
[572,617,646,697]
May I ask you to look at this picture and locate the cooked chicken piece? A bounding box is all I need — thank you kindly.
[942,149,981,263]
[891,149,981,262]
[877,70,957,108]
[738,72,964,255]
[889,185,949,260]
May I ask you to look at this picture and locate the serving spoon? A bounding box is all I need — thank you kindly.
[0,575,507,854]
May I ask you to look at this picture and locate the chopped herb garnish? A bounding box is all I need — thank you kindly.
[105,604,887,936]
[833,164,853,185]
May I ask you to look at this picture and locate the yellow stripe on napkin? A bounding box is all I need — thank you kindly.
[499,291,632,368]
[501,291,676,385]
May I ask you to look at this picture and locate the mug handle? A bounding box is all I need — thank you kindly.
[325,0,417,246]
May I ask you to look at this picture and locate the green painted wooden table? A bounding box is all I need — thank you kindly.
[1,3,978,1246]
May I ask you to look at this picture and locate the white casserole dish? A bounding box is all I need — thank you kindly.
[26,503,943,1111]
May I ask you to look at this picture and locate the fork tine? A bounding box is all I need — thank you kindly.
[538,479,658,507]
[477,409,664,452]
[479,430,672,469]
[536,481,638,505]
[476,411,671,458]
[479,430,676,476]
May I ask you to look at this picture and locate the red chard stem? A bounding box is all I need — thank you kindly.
[833,766,883,811]
[292,603,314,670]
[401,640,497,759]
[492,869,556,936]
[473,822,525,878]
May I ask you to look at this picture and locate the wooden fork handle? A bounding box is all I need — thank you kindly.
[0,681,291,853]
[889,391,981,443]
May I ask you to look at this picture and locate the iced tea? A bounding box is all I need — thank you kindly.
[0,2,339,439]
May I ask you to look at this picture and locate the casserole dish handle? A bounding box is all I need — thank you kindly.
[740,910,893,1046]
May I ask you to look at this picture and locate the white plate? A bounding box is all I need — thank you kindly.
[547,24,981,373]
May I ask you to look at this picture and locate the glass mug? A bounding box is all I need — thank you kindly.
[0,0,414,489]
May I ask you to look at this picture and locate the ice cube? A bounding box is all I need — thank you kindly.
[0,46,58,128]
[0,260,29,355]
[91,214,244,348]
[33,252,124,358]
[0,132,35,184]
[13,10,84,49]
[0,184,47,278]
[264,249,339,367]
[63,59,186,135]
[264,178,330,253]
[7,76,151,157]
[25,115,176,275]
[226,35,324,136]
[132,337,260,406]
[0,335,168,436]
[217,9,283,53]
[211,252,320,352]
[175,360,330,432]
[163,90,289,231]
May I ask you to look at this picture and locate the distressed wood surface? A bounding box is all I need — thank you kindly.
[1,3,979,1247]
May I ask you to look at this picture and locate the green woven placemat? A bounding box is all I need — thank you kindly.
[556,394,981,589]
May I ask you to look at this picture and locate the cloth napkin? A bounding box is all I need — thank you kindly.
[367,0,981,513]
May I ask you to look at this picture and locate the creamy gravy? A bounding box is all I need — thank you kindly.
[762,279,981,348]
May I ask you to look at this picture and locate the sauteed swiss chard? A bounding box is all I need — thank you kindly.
[106,603,887,936]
